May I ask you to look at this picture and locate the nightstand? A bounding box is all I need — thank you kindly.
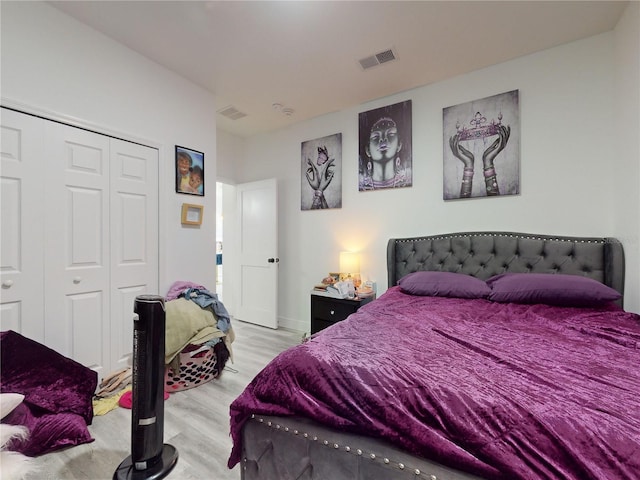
[310,293,375,334]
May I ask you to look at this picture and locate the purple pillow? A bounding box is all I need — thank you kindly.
[486,273,621,307]
[0,330,98,456]
[2,402,94,456]
[0,331,97,424]
[398,271,491,299]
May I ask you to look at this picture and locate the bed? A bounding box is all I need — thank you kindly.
[228,231,640,480]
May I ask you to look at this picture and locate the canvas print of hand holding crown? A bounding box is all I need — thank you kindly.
[443,90,520,200]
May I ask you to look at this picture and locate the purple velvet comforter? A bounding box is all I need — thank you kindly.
[229,287,640,479]
[1,331,97,456]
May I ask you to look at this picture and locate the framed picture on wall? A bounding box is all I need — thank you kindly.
[443,90,520,200]
[301,133,342,210]
[181,203,204,226]
[358,100,412,191]
[175,145,205,196]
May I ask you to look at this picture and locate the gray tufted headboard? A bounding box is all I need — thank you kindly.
[387,231,625,306]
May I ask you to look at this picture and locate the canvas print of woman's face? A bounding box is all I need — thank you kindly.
[358,100,412,191]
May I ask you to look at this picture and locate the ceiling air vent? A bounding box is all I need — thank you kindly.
[359,48,397,70]
[217,105,247,120]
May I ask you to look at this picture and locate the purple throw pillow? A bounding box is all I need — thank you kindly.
[398,271,491,299]
[0,330,98,456]
[0,331,97,424]
[486,273,621,307]
[2,402,94,456]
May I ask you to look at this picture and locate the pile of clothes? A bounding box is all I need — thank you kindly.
[92,367,133,416]
[164,281,234,391]
[93,280,234,415]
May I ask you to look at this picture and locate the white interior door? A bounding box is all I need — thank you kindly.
[44,122,111,375]
[0,109,45,342]
[110,139,159,373]
[235,178,278,329]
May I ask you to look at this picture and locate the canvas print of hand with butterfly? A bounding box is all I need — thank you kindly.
[301,133,342,210]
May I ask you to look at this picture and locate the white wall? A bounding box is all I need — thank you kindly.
[1,1,218,294]
[216,129,244,184]
[228,28,639,331]
[614,1,640,314]
[6,1,634,334]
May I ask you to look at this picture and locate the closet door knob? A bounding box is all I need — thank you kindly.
[2,280,13,288]
[73,276,82,284]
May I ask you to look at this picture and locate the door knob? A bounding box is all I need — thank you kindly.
[73,276,82,284]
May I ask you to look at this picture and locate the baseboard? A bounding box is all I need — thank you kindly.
[277,316,308,335]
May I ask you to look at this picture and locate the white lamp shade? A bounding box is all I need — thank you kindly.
[339,251,360,276]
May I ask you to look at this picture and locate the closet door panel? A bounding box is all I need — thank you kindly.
[110,139,159,372]
[113,285,146,371]
[44,122,110,374]
[0,109,45,342]
[65,290,105,369]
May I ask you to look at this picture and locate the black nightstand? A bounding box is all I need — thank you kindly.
[310,293,375,334]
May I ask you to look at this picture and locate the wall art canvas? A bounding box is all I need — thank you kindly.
[358,100,412,191]
[175,145,204,196]
[301,133,342,210]
[443,90,520,200]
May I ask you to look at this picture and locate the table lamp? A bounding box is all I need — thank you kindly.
[339,251,360,286]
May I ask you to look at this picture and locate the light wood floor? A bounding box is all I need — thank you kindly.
[23,320,302,480]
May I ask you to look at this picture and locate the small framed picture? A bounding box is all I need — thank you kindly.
[181,203,203,226]
[175,145,204,196]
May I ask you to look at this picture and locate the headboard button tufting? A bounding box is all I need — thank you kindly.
[388,232,624,306]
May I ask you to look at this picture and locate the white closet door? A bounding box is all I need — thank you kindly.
[44,122,111,375]
[0,109,45,342]
[110,139,158,373]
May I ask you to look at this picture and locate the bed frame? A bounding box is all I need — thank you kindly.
[240,231,625,480]
[387,231,624,305]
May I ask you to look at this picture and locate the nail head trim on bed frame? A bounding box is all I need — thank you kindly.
[247,414,438,478]
[394,233,606,244]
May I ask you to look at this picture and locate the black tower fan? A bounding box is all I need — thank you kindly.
[114,295,178,480]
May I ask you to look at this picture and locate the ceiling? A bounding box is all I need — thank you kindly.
[49,1,628,138]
